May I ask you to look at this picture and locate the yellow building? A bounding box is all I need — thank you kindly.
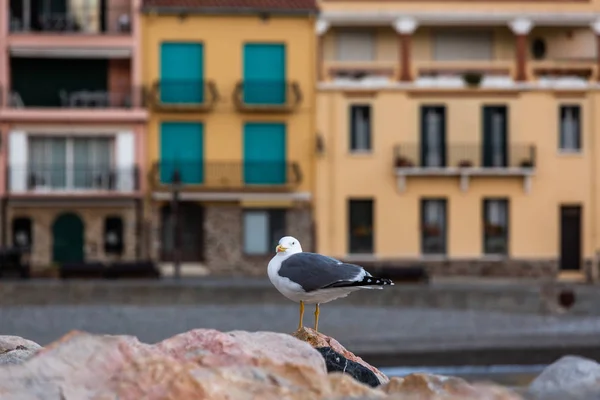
[141,0,318,274]
[315,1,600,278]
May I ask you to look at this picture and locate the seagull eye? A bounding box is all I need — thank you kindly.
[292,241,295,245]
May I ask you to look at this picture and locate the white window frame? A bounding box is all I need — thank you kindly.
[349,104,372,153]
[27,136,114,191]
[559,105,582,153]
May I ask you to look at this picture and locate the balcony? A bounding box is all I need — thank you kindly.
[233,81,302,113]
[413,61,515,89]
[150,162,303,192]
[147,80,219,113]
[8,166,139,196]
[322,60,398,84]
[529,59,597,88]
[1,85,146,122]
[393,144,536,193]
[8,1,133,55]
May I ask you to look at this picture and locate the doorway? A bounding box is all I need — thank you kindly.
[560,205,582,271]
[160,203,205,262]
[52,212,84,263]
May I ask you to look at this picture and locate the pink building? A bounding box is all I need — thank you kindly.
[0,0,147,268]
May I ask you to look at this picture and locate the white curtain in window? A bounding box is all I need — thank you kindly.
[354,107,369,151]
[426,109,441,167]
[425,202,440,225]
[491,111,505,167]
[488,201,506,226]
[243,212,269,255]
[562,108,578,150]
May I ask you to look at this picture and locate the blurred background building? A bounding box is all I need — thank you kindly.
[0,0,598,281]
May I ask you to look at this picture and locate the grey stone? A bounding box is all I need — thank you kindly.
[316,347,381,388]
[0,335,41,365]
[0,348,38,365]
[527,355,600,400]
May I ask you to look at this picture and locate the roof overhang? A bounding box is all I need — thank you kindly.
[320,11,600,27]
[141,6,319,17]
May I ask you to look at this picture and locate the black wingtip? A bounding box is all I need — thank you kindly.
[326,275,394,289]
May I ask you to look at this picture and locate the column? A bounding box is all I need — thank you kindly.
[591,20,600,81]
[0,0,8,108]
[393,18,418,82]
[316,19,329,82]
[509,18,533,82]
[131,0,142,107]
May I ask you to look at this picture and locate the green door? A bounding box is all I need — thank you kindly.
[52,213,84,263]
[243,43,286,104]
[160,122,204,184]
[160,42,204,103]
[243,122,286,184]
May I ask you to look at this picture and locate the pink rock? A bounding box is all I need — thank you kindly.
[0,329,331,400]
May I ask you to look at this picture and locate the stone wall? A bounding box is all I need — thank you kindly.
[204,204,314,276]
[7,205,137,268]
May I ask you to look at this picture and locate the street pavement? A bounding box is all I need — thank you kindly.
[3,304,600,354]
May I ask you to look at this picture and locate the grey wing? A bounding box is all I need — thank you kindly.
[278,252,365,292]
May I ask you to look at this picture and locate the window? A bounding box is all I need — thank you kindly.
[420,106,446,167]
[243,210,286,255]
[483,199,509,255]
[28,137,113,190]
[104,216,124,255]
[348,199,374,254]
[433,30,493,61]
[336,31,375,61]
[482,105,508,168]
[12,217,32,251]
[421,199,447,255]
[559,105,581,151]
[350,105,372,152]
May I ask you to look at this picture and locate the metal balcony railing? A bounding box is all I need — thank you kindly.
[5,86,145,109]
[9,5,132,34]
[393,144,536,169]
[151,162,303,191]
[147,80,219,112]
[7,166,139,192]
[233,80,302,113]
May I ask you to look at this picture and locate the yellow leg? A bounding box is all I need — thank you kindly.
[314,303,320,332]
[298,301,305,330]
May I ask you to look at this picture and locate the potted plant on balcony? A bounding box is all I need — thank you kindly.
[520,159,533,169]
[395,156,414,168]
[463,71,483,88]
[458,159,473,168]
[423,224,441,236]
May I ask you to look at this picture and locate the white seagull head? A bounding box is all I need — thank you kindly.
[275,236,303,256]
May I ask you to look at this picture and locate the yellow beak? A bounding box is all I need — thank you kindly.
[276,245,287,253]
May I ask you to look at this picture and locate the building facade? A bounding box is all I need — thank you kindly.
[0,0,147,268]
[141,0,318,275]
[315,0,600,278]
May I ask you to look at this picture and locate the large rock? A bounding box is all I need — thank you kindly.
[293,327,389,386]
[0,335,41,365]
[527,355,600,400]
[381,374,523,399]
[0,329,333,400]
[0,329,523,400]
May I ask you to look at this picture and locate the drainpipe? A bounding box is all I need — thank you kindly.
[591,92,598,283]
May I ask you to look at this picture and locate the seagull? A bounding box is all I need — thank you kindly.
[267,235,394,332]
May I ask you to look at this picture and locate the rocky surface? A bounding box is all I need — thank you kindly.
[0,328,526,400]
[0,335,41,365]
[294,327,389,386]
[527,355,600,400]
